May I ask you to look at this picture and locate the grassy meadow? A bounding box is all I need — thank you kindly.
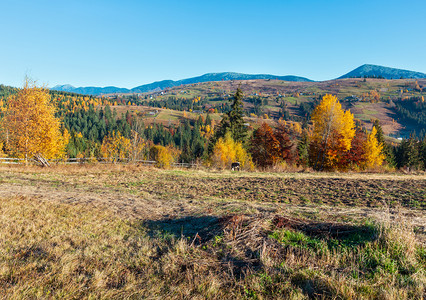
[0,164,424,299]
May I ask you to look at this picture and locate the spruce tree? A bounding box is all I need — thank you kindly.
[396,137,421,170]
[297,131,309,166]
[210,88,247,150]
[228,88,248,143]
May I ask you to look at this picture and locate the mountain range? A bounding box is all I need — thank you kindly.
[52,64,426,96]
[52,73,311,96]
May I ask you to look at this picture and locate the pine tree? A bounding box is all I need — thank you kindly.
[420,139,426,169]
[205,113,212,126]
[212,88,248,149]
[228,88,248,142]
[297,131,309,166]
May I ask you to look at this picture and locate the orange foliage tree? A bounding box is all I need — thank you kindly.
[309,94,355,170]
[340,129,367,170]
[1,79,68,160]
[0,142,6,158]
[362,90,381,103]
[250,123,292,168]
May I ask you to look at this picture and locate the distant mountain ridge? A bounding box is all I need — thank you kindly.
[338,64,426,79]
[52,84,130,95]
[131,72,312,93]
[51,72,312,95]
[51,65,426,96]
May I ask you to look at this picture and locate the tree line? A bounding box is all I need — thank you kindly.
[0,80,425,171]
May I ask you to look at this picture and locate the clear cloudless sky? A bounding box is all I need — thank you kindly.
[1,0,426,88]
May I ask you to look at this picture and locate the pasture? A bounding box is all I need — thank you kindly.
[0,165,424,299]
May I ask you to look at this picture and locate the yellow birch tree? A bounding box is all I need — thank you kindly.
[2,79,68,160]
[100,131,131,162]
[310,94,355,170]
[149,145,179,168]
[364,126,385,169]
[211,132,253,169]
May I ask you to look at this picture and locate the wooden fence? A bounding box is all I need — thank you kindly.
[0,157,199,168]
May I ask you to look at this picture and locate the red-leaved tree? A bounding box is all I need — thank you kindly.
[250,123,292,168]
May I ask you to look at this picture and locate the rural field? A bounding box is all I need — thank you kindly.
[0,164,425,299]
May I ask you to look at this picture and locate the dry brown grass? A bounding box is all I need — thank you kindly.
[0,164,424,298]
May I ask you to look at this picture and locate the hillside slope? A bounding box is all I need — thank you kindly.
[115,77,425,138]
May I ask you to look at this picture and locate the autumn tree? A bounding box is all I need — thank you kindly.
[149,145,179,168]
[100,131,131,162]
[250,123,280,167]
[129,119,148,162]
[1,79,68,160]
[364,126,385,169]
[211,132,253,170]
[372,119,394,166]
[275,123,293,161]
[340,129,367,170]
[250,123,292,168]
[0,142,6,158]
[309,94,355,170]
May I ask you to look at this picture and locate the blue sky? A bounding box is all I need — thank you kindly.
[1,0,425,88]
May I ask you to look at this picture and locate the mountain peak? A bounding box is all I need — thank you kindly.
[339,64,426,79]
[52,84,76,91]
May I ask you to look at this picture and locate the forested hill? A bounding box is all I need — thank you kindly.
[338,64,426,79]
[51,72,313,95]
